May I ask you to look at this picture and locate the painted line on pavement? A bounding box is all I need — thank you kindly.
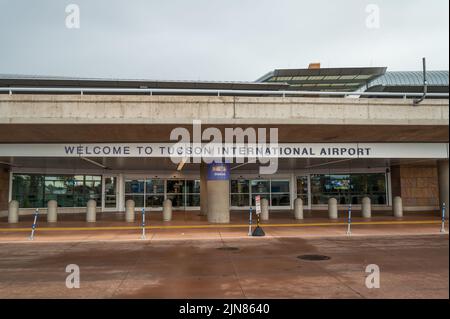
[0,220,442,232]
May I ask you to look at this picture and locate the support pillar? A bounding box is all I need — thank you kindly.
[438,160,449,218]
[261,198,269,221]
[200,162,208,216]
[206,163,230,223]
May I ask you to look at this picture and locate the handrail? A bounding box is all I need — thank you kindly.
[0,86,448,98]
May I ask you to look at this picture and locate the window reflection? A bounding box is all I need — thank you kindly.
[310,173,387,205]
[12,174,102,208]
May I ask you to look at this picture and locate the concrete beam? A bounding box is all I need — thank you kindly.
[0,94,448,126]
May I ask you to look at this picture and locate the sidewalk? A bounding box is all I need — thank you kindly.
[0,211,446,243]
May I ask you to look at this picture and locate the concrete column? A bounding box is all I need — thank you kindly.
[294,198,304,220]
[200,163,208,216]
[207,180,230,223]
[125,199,135,222]
[362,197,372,219]
[163,199,173,221]
[118,174,125,212]
[393,196,403,218]
[86,199,97,223]
[261,198,269,221]
[328,198,338,219]
[438,160,449,218]
[8,200,19,224]
[47,200,58,223]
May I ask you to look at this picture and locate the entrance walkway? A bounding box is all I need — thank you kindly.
[0,211,445,243]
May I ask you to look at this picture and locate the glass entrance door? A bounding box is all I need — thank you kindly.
[102,176,118,211]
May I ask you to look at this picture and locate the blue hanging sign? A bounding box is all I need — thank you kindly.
[207,162,230,181]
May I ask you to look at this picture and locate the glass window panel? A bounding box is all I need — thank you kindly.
[125,180,144,194]
[231,194,250,207]
[185,180,200,194]
[311,173,386,205]
[271,180,290,193]
[251,180,270,194]
[296,176,309,206]
[104,177,117,196]
[231,179,249,194]
[12,174,101,208]
[145,195,164,208]
[186,194,200,207]
[251,194,270,206]
[271,194,291,207]
[167,180,184,194]
[12,174,45,208]
[146,179,164,194]
[125,194,144,207]
[167,194,185,207]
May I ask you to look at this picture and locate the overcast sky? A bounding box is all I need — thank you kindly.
[0,0,448,81]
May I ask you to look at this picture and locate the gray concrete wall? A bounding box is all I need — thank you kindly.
[0,95,448,126]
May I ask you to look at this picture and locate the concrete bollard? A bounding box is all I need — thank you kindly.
[362,197,372,219]
[86,199,97,223]
[294,198,304,220]
[8,200,19,224]
[328,198,338,220]
[393,196,403,218]
[125,199,135,222]
[163,199,172,222]
[261,198,269,221]
[47,200,58,223]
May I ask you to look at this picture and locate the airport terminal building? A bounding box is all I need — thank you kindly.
[0,65,449,222]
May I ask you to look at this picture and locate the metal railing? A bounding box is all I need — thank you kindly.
[0,86,448,99]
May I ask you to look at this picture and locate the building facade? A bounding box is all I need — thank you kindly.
[0,67,448,221]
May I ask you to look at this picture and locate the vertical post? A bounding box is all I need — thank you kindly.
[248,207,253,236]
[141,208,146,240]
[29,208,39,241]
[441,203,447,233]
[346,204,352,235]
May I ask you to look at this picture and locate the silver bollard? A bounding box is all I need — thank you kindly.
[294,198,304,220]
[362,197,372,219]
[248,207,253,236]
[141,208,146,240]
[125,199,135,223]
[441,203,447,233]
[86,199,97,223]
[346,204,352,235]
[393,196,403,218]
[163,199,173,222]
[328,198,338,219]
[261,198,269,221]
[8,200,19,224]
[29,209,39,241]
[47,200,58,223]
